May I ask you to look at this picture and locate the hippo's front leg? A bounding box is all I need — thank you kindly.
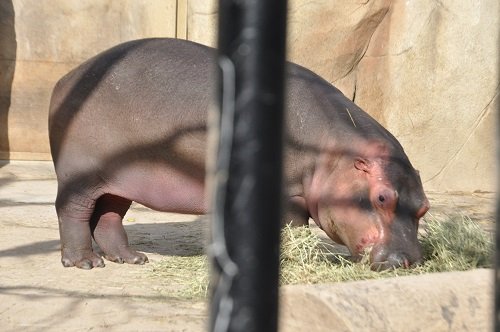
[90,194,148,265]
[283,196,310,226]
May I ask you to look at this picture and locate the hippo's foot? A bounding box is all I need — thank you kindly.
[89,194,148,265]
[103,246,149,265]
[61,248,105,269]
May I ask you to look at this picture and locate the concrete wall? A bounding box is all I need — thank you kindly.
[0,0,178,160]
[0,0,497,192]
[280,269,493,331]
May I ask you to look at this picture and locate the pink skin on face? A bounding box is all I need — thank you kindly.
[307,139,429,264]
[306,146,385,256]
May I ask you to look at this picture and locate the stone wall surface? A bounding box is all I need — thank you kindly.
[280,269,493,332]
[186,0,218,47]
[0,0,497,192]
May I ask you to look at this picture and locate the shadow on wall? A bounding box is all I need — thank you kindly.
[0,1,16,163]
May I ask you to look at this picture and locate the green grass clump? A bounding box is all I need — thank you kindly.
[280,214,493,284]
[419,214,493,272]
[279,224,380,284]
[149,214,493,298]
[149,254,208,299]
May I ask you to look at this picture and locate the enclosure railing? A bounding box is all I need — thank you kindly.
[208,1,288,331]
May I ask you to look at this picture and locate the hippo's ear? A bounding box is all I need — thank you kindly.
[354,157,372,173]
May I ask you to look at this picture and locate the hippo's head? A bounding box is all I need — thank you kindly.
[310,140,430,270]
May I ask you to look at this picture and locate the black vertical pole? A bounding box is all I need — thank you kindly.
[496,78,500,330]
[209,0,288,332]
[494,19,500,332]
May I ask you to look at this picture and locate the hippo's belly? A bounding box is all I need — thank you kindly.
[108,162,207,214]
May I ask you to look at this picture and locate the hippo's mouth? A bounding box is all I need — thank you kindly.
[319,215,420,270]
[353,235,379,256]
[369,241,422,270]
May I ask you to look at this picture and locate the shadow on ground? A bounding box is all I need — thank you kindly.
[0,219,207,259]
[124,219,208,257]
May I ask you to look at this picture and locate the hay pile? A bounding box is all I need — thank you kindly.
[280,214,493,284]
[149,250,208,299]
[149,214,493,299]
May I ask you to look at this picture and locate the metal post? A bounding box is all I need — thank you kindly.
[496,85,500,331]
[208,0,288,331]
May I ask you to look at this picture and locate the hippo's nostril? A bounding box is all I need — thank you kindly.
[370,252,413,271]
[386,252,411,269]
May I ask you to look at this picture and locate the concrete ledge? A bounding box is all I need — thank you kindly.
[0,152,52,161]
[279,269,493,332]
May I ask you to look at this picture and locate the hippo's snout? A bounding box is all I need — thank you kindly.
[369,246,422,271]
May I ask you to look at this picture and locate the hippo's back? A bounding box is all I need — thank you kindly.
[49,38,214,165]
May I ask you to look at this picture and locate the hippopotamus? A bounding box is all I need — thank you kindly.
[49,38,429,270]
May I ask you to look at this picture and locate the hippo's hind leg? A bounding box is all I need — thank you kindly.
[90,194,148,265]
[56,190,105,269]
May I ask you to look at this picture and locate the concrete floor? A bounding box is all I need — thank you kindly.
[0,160,495,331]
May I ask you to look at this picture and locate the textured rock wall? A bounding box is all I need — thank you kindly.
[0,0,497,191]
[354,0,498,192]
[285,0,498,192]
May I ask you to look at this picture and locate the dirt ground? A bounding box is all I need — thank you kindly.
[0,161,495,331]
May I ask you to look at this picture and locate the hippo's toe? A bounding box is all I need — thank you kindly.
[104,247,149,265]
[61,250,105,269]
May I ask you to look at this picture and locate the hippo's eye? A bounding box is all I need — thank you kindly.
[375,190,398,210]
